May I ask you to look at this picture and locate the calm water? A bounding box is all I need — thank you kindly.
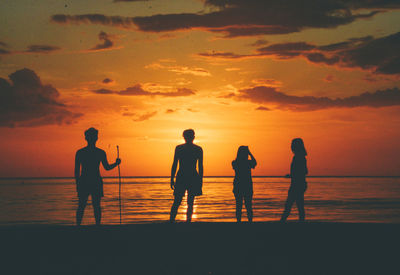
[0,177,399,225]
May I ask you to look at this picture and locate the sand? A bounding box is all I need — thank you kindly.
[1,222,399,275]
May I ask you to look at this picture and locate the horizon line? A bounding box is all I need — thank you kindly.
[1,175,400,180]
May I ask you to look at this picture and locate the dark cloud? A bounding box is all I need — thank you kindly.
[89,31,114,51]
[132,111,157,122]
[0,48,11,55]
[200,32,400,75]
[102,78,113,84]
[255,106,271,111]
[198,51,252,59]
[51,0,398,37]
[338,32,400,74]
[25,45,61,53]
[257,42,316,58]
[0,68,82,127]
[92,84,196,97]
[305,53,340,65]
[249,39,268,47]
[0,44,61,55]
[0,41,8,47]
[92,88,114,94]
[114,0,149,2]
[51,14,137,29]
[236,86,400,111]
[165,109,176,113]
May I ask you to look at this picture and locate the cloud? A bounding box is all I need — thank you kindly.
[0,68,82,127]
[0,48,11,55]
[199,32,400,75]
[324,75,335,82]
[102,78,114,84]
[251,78,282,87]
[165,109,176,114]
[51,14,137,29]
[257,42,316,58]
[146,62,211,76]
[0,44,61,55]
[249,39,268,47]
[92,84,196,97]
[25,45,61,53]
[197,51,252,60]
[132,111,157,122]
[88,31,115,51]
[114,0,149,2]
[0,41,8,47]
[235,86,400,111]
[51,1,398,37]
[255,106,271,111]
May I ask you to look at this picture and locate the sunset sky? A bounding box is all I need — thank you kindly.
[1,0,400,177]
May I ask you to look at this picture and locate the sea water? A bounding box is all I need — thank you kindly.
[0,177,399,225]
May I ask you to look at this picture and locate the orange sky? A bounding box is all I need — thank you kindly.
[1,0,400,177]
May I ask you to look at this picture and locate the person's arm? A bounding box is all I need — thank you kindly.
[74,151,81,192]
[101,151,121,171]
[248,148,257,168]
[198,148,204,183]
[304,158,308,175]
[170,147,178,190]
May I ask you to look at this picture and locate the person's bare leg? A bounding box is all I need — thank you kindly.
[92,195,102,225]
[186,194,195,222]
[76,195,88,226]
[296,193,305,221]
[281,190,295,222]
[244,195,253,222]
[235,195,243,222]
[170,194,183,222]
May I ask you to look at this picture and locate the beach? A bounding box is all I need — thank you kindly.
[2,222,399,275]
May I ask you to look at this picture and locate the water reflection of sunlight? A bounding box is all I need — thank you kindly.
[179,193,198,221]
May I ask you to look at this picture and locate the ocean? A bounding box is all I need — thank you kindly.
[0,177,399,225]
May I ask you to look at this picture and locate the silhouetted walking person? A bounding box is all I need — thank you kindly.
[232,146,257,222]
[170,129,203,222]
[281,138,308,222]
[75,127,121,226]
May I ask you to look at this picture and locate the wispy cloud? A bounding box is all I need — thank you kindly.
[146,62,211,76]
[235,86,400,111]
[92,84,196,97]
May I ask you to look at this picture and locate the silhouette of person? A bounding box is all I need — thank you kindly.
[170,129,203,222]
[74,127,121,226]
[280,138,308,222]
[232,146,257,222]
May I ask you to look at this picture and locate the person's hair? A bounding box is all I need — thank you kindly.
[85,127,98,142]
[291,138,307,156]
[235,146,249,162]
[183,129,195,141]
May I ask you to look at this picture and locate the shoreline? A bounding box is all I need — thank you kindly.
[2,222,399,274]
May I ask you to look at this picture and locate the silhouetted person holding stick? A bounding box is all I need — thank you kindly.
[170,129,203,223]
[280,138,308,222]
[232,146,257,222]
[75,127,121,226]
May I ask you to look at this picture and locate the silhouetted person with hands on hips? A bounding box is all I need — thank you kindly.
[170,129,203,223]
[75,127,121,226]
[281,138,308,222]
[232,146,257,222]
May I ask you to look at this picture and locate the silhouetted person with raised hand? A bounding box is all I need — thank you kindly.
[170,129,203,223]
[280,138,308,222]
[75,127,121,226]
[232,146,257,222]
